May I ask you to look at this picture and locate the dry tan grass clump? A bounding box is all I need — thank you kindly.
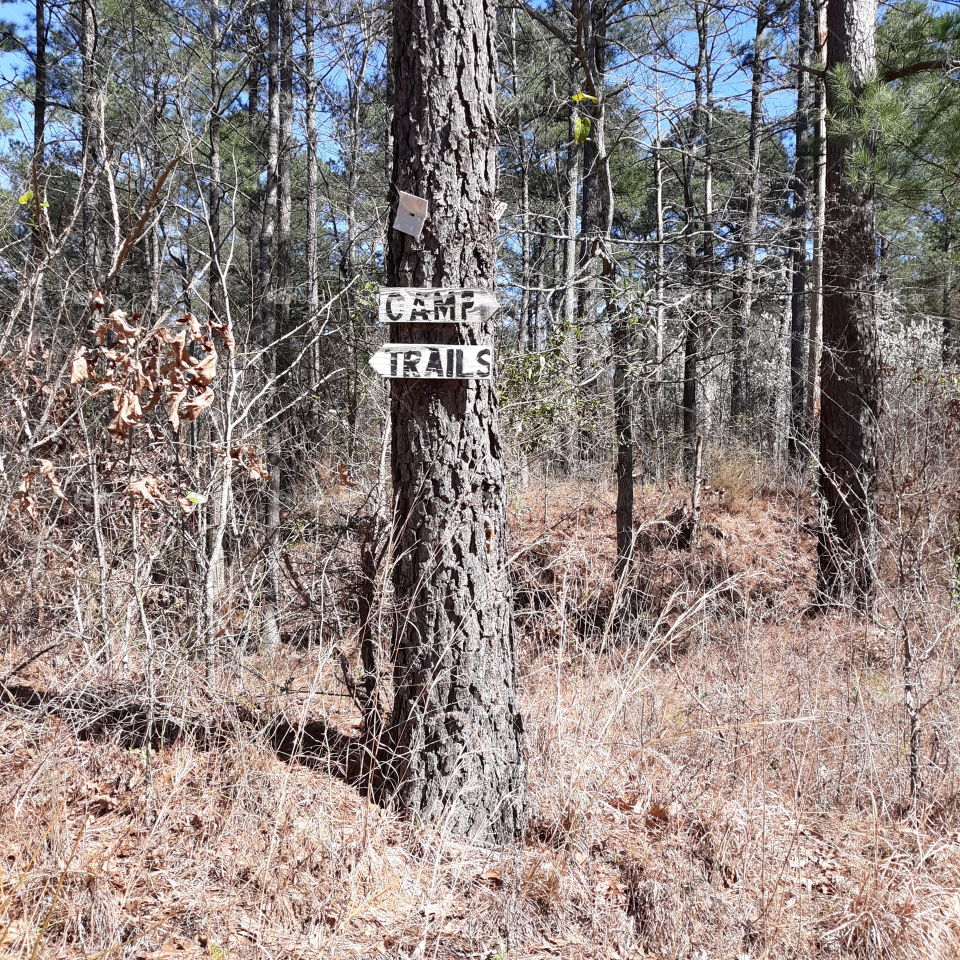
[2,478,960,959]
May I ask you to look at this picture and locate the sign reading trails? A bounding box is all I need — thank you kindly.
[369,343,494,380]
[378,287,499,325]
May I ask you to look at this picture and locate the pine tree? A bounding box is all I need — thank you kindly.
[816,0,882,608]
[380,0,525,842]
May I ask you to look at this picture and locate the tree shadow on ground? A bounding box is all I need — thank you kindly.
[0,680,377,793]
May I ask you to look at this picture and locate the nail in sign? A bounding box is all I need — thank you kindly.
[378,288,500,324]
[369,343,494,379]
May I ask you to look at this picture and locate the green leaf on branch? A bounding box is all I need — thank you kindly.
[18,190,33,205]
[571,91,598,103]
[573,116,591,144]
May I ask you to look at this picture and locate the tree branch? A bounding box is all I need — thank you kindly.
[880,59,960,83]
[515,1,569,45]
[789,61,827,82]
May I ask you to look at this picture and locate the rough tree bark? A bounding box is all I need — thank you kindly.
[612,299,635,579]
[259,0,282,647]
[806,0,827,435]
[305,0,320,393]
[730,6,767,430]
[817,0,881,608]
[32,0,46,267]
[651,81,666,473]
[339,12,373,459]
[562,92,580,469]
[509,8,533,353]
[566,0,633,574]
[79,0,101,285]
[566,0,631,575]
[276,0,294,392]
[380,0,525,842]
[207,0,223,329]
[203,0,227,667]
[244,6,261,332]
[788,0,812,465]
[575,94,603,459]
[682,1,712,476]
[943,227,956,365]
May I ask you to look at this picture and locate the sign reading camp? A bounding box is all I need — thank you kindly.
[369,343,494,380]
[378,288,499,325]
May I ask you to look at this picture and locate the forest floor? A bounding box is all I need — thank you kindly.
[2,463,960,960]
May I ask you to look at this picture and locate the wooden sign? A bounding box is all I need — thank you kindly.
[378,288,500,325]
[369,343,494,379]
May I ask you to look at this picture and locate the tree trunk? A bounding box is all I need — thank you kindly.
[80,0,101,285]
[527,233,543,353]
[562,100,580,469]
[303,2,318,304]
[613,303,635,579]
[203,0,227,670]
[259,0,282,648]
[146,57,162,315]
[32,0,46,267]
[341,22,371,462]
[509,8,533,353]
[576,112,601,460]
[788,0,812,465]
[569,0,632,575]
[208,0,223,329]
[682,181,700,475]
[245,7,261,333]
[380,0,525,842]
[305,0,324,432]
[817,0,881,609]
[682,1,711,477]
[652,89,665,467]
[942,227,955,365]
[806,0,827,434]
[730,9,766,430]
[276,0,294,398]
[700,34,715,441]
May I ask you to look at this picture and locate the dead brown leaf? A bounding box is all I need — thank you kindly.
[186,346,217,387]
[181,386,214,422]
[127,475,162,505]
[109,389,143,438]
[210,318,235,356]
[167,384,188,431]
[231,445,270,481]
[38,459,65,500]
[70,349,89,385]
[108,309,141,341]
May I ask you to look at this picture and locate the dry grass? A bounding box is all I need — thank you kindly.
[704,444,765,516]
[2,477,960,959]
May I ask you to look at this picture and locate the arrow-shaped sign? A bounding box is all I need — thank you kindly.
[368,343,494,379]
[378,288,500,325]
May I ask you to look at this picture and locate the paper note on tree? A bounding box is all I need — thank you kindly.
[394,191,428,238]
